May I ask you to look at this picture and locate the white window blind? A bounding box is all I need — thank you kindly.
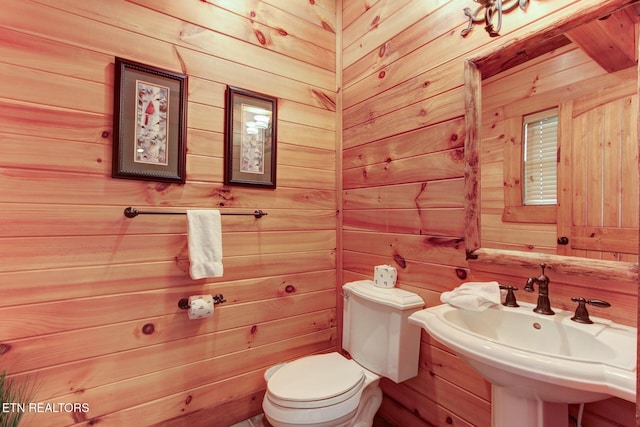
[523,108,558,205]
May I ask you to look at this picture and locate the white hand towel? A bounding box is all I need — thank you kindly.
[187,210,223,280]
[440,281,501,311]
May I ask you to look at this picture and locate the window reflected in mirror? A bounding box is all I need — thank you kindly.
[480,41,638,262]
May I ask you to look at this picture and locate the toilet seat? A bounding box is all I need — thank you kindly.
[266,353,365,409]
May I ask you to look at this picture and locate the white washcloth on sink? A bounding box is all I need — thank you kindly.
[440,281,501,311]
[187,210,223,280]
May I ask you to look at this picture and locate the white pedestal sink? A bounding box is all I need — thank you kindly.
[492,386,567,427]
[409,302,636,427]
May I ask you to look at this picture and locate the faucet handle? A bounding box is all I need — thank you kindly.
[499,285,519,307]
[570,297,611,324]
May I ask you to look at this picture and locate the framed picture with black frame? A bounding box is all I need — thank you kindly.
[224,86,277,188]
[112,57,188,184]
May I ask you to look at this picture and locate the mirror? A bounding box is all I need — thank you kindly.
[464,1,640,284]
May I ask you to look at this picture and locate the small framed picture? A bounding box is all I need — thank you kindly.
[112,57,188,183]
[224,86,277,188]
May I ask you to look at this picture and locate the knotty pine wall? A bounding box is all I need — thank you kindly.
[342,1,637,426]
[1,1,338,426]
[2,1,639,427]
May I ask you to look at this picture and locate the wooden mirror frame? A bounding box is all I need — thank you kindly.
[463,0,640,285]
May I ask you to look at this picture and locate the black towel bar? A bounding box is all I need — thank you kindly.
[123,206,267,219]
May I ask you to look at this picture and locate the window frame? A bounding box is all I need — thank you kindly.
[502,108,558,224]
[523,109,559,206]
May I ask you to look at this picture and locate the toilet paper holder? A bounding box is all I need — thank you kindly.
[178,294,226,310]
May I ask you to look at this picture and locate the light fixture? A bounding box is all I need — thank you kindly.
[254,121,268,129]
[253,114,270,129]
[461,0,529,37]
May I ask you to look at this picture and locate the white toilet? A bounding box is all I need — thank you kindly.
[262,280,425,427]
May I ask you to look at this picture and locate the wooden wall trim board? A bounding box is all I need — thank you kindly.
[1,1,639,426]
[335,0,345,353]
[464,60,482,256]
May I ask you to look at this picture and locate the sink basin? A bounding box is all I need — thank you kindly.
[409,302,636,427]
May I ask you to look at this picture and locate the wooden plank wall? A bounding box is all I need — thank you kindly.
[2,1,638,426]
[0,1,337,426]
[341,1,637,426]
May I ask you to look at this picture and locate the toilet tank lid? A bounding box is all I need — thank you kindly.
[343,280,424,310]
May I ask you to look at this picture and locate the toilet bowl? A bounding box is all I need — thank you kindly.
[262,280,425,427]
[262,352,382,427]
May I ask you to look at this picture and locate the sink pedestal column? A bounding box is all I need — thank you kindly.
[492,386,568,427]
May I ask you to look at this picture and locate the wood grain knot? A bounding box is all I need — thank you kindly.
[101,131,110,138]
[285,285,296,293]
[455,268,468,280]
[185,395,193,405]
[378,70,386,79]
[393,253,407,269]
[311,89,336,110]
[450,148,464,161]
[254,29,266,45]
[72,411,87,423]
[0,343,10,355]
[155,182,170,192]
[142,323,155,335]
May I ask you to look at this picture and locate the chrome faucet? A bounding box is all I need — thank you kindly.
[524,263,554,315]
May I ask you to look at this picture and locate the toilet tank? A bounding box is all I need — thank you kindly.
[342,280,424,383]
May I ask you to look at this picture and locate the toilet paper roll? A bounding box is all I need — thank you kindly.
[187,295,214,320]
[374,264,397,288]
